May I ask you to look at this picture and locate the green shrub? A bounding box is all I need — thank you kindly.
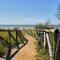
[0,43,7,56]
[35,23,53,29]
[36,45,50,60]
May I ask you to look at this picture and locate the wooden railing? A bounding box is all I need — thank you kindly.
[0,29,28,60]
[36,29,60,60]
[24,29,60,60]
[35,30,53,60]
[1,29,59,60]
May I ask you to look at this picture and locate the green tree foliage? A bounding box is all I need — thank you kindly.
[35,23,51,29]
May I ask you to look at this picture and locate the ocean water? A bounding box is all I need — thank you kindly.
[0,25,35,29]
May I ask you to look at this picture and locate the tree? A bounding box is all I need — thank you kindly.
[34,20,53,29]
[35,23,44,29]
[56,4,60,19]
[35,23,51,29]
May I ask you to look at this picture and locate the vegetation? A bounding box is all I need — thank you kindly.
[35,23,54,29]
[36,45,49,60]
[24,29,36,37]
[49,32,54,50]
[0,43,7,56]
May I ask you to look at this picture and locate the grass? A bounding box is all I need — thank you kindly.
[0,43,7,56]
[36,45,50,60]
[0,31,17,47]
[49,32,54,51]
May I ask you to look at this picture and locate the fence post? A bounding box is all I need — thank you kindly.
[16,30,19,48]
[44,31,46,49]
[46,32,53,60]
[53,29,60,60]
[6,31,11,60]
[44,31,47,54]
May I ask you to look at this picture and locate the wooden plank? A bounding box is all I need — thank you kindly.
[46,33,53,60]
[44,32,46,49]
[53,29,60,60]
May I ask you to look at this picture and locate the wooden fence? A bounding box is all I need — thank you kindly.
[1,29,60,60]
[0,29,28,60]
[25,29,60,60]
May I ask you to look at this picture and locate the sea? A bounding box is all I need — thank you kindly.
[0,25,35,29]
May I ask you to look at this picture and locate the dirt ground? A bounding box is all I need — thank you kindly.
[12,33,37,60]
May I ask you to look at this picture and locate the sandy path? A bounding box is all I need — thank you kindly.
[12,33,37,60]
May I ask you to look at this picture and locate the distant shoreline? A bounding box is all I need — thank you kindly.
[0,25,35,29]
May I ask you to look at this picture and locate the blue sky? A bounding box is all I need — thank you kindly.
[0,0,60,25]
